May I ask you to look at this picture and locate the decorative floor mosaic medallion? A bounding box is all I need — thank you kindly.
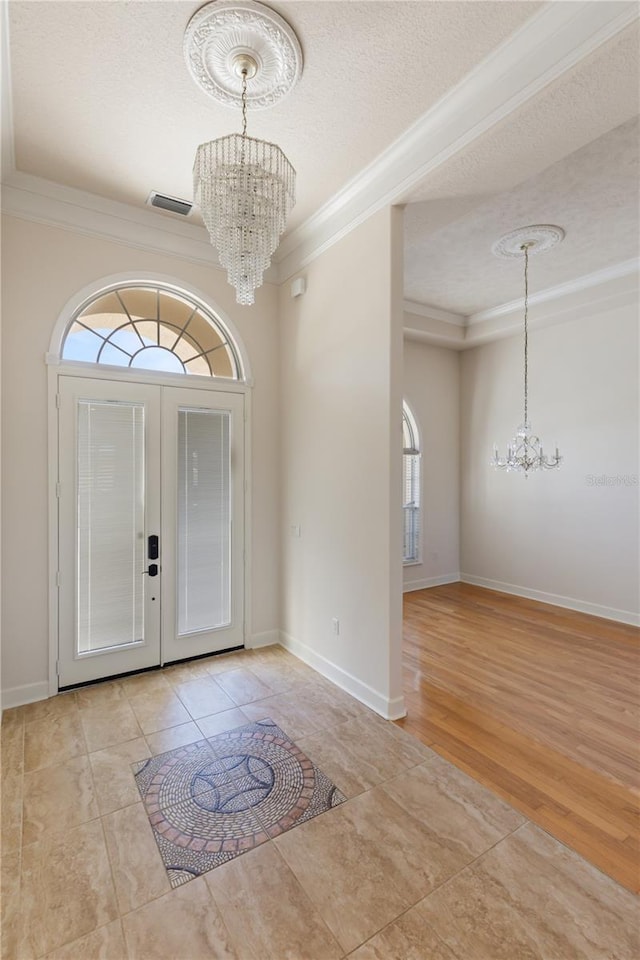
[132,718,346,886]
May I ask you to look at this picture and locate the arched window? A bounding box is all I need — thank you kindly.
[403,401,421,563]
[61,283,241,378]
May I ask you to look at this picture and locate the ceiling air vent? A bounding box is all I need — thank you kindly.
[147,191,193,216]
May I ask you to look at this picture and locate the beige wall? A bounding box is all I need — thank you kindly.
[278,206,405,718]
[460,298,639,622]
[402,338,460,590]
[1,214,281,700]
[4,205,634,708]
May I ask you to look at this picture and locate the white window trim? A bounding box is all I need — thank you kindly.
[47,271,253,384]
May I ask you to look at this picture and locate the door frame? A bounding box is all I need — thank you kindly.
[47,359,253,696]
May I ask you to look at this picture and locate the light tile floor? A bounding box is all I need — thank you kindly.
[1,645,638,959]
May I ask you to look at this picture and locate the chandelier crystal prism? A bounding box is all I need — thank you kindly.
[490,225,564,477]
[185,2,302,305]
[194,126,296,306]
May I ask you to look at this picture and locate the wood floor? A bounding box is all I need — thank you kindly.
[396,583,640,894]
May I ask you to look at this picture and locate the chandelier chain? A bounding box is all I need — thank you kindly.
[241,71,248,138]
[523,243,529,427]
[490,233,562,475]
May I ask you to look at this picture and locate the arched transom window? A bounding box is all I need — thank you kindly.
[403,401,421,564]
[61,284,241,379]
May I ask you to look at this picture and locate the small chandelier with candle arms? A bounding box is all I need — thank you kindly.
[490,225,564,477]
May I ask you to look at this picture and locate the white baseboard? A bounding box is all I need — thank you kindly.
[1,680,50,711]
[460,574,640,626]
[247,629,280,649]
[279,631,406,720]
[2,635,280,709]
[403,573,460,593]
[11,575,632,714]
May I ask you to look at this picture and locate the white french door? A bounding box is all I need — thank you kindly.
[161,387,244,664]
[57,376,244,687]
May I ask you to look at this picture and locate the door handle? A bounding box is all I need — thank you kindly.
[148,535,159,560]
[142,564,159,577]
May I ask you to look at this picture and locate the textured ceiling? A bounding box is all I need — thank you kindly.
[8,0,538,234]
[403,24,640,314]
[6,1,639,314]
[404,116,639,315]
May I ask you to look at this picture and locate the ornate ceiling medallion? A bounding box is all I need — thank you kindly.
[491,224,565,260]
[184,0,303,110]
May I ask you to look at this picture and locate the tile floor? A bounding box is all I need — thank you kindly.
[1,645,638,959]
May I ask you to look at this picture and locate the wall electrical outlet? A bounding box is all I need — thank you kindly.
[290,524,301,538]
[332,617,340,635]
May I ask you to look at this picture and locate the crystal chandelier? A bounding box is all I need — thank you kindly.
[491,226,564,477]
[185,1,302,305]
[194,56,295,305]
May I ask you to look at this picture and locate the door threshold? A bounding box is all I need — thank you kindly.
[58,645,246,692]
[163,644,245,669]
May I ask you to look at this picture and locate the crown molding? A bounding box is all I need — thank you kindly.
[404,260,639,349]
[403,325,467,350]
[403,300,466,326]
[1,170,279,281]
[463,279,638,349]
[5,169,635,345]
[2,1,637,301]
[275,1,639,281]
[467,258,640,325]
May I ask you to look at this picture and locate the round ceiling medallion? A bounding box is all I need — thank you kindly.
[184,0,303,110]
[491,225,565,259]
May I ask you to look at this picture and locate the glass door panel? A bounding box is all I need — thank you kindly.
[162,387,244,662]
[178,409,231,636]
[77,400,145,653]
[58,377,161,686]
